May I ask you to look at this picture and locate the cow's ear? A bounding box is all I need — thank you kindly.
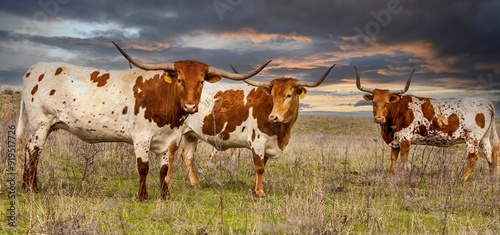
[162,71,173,84]
[389,95,400,103]
[296,86,307,99]
[262,85,272,95]
[205,74,222,83]
[363,94,373,101]
[163,70,176,84]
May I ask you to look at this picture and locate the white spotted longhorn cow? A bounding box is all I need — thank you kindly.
[355,67,499,180]
[16,42,271,201]
[167,64,335,196]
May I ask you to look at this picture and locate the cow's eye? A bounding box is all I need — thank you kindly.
[286,94,292,99]
[385,103,389,107]
[199,81,204,85]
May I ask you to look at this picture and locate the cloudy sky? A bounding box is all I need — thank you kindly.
[1,0,499,115]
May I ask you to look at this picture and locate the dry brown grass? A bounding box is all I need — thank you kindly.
[1,95,499,234]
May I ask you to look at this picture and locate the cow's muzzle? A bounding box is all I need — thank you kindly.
[268,114,283,124]
[183,103,198,114]
[374,116,386,124]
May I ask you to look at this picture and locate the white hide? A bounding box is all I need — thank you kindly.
[182,82,283,159]
[20,62,183,159]
[390,96,495,150]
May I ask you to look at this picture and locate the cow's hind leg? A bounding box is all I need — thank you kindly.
[23,124,51,192]
[479,135,494,177]
[164,143,178,188]
[463,142,479,181]
[400,141,411,174]
[134,140,151,201]
[252,153,269,197]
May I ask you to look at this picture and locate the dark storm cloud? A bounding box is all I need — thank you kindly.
[0,68,26,86]
[0,0,499,93]
[2,0,499,47]
[382,1,500,64]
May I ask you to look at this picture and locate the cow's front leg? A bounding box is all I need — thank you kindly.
[180,134,201,189]
[159,149,172,200]
[252,153,269,197]
[389,147,400,175]
[134,141,150,201]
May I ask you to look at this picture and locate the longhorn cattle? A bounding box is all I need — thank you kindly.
[355,67,500,180]
[167,65,335,196]
[16,42,270,201]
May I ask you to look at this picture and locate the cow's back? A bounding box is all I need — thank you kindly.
[397,96,495,146]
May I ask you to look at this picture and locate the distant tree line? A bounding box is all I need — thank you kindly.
[1,88,21,95]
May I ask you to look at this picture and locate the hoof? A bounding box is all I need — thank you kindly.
[161,194,172,200]
[138,194,149,202]
[462,172,471,182]
[24,185,39,193]
[254,191,266,197]
[160,185,171,200]
[192,184,201,189]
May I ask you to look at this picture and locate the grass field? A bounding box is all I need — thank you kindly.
[1,94,499,234]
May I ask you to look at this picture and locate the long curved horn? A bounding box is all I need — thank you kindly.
[112,41,175,71]
[296,64,335,87]
[354,66,374,93]
[389,69,415,94]
[209,60,271,81]
[229,63,272,87]
[243,79,272,87]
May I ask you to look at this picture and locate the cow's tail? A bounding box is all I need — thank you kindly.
[489,106,500,179]
[15,99,26,177]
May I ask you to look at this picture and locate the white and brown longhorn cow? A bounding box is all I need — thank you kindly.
[167,65,335,196]
[355,67,500,180]
[16,42,270,201]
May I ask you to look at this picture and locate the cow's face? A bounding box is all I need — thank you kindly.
[171,61,221,114]
[113,42,271,114]
[363,89,400,124]
[265,79,305,124]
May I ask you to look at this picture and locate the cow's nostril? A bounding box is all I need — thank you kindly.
[184,104,197,113]
[269,114,281,123]
[374,117,385,124]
